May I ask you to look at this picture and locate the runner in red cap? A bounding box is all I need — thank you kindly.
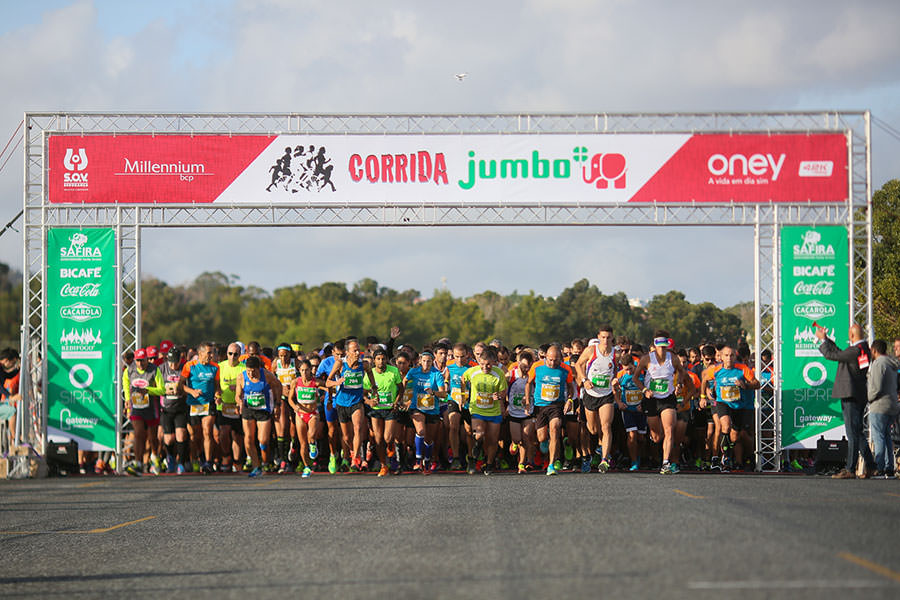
[123,347,164,475]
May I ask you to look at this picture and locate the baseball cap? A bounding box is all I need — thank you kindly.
[166,347,180,361]
[159,340,173,353]
[145,346,158,359]
[134,348,147,360]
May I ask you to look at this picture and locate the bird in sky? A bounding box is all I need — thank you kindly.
[454,73,468,82]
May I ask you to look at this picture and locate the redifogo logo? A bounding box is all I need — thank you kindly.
[63,148,89,190]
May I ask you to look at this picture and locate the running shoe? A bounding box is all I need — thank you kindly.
[125,463,142,477]
[710,456,722,472]
[289,444,299,464]
[377,466,389,477]
[309,442,318,460]
[509,442,519,455]
[248,466,263,478]
[231,464,239,473]
[563,440,574,461]
[243,457,252,472]
[278,461,288,474]
[108,455,117,471]
[79,463,87,475]
[149,462,160,476]
[389,455,400,473]
[659,463,671,475]
[518,463,527,474]
[553,460,562,472]
[670,463,681,474]
[466,456,477,475]
[301,466,312,479]
[201,462,212,475]
[595,445,604,456]
[790,459,803,472]
[192,461,201,473]
[428,460,439,473]
[598,459,610,474]
[340,458,351,473]
[166,455,176,474]
[449,458,462,471]
[295,464,305,474]
[328,455,337,474]
[94,459,105,474]
[629,461,639,472]
[150,454,162,474]
[581,457,592,473]
[546,463,558,476]
[483,464,493,476]
[176,463,186,475]
[350,456,361,472]
[499,458,510,471]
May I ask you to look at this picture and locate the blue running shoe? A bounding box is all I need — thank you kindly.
[166,455,176,474]
[176,463,186,475]
[629,461,639,472]
[301,467,312,478]
[309,442,318,460]
[546,463,558,476]
[581,457,592,473]
[248,467,263,478]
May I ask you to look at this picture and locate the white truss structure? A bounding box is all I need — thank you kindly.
[20,112,872,472]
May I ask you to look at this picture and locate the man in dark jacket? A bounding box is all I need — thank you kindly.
[816,323,875,479]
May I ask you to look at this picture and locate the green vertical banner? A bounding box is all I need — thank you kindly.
[780,226,849,449]
[46,228,117,450]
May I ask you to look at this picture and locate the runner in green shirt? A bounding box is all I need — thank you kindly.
[461,346,508,475]
[217,343,246,472]
[364,348,404,477]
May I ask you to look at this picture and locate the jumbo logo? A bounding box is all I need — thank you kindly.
[582,153,627,189]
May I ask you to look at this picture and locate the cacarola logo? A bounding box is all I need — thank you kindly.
[707,152,785,181]
[63,148,89,189]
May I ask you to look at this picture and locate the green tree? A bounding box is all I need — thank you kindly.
[871,179,900,339]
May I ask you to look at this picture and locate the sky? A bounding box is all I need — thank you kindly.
[1,0,899,308]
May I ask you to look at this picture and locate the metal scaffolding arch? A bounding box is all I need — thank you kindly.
[20,111,872,472]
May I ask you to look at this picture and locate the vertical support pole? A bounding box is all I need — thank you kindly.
[865,111,873,341]
[754,208,762,471]
[772,207,781,465]
[135,218,141,349]
[114,208,123,473]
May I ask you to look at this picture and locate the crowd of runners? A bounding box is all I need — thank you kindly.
[94,324,774,478]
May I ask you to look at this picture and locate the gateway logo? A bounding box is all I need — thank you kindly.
[793,300,836,321]
[61,302,102,322]
[793,230,835,260]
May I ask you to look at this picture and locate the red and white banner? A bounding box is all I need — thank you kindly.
[48,133,848,205]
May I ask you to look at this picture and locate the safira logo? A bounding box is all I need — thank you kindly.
[793,230,835,259]
[265,145,336,193]
[60,232,102,260]
[63,148,89,189]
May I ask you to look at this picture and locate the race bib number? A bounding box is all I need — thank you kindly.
[296,387,317,405]
[720,385,740,402]
[649,378,669,394]
[164,382,178,398]
[417,393,435,410]
[590,374,611,389]
[540,383,560,402]
[343,371,363,390]
[451,388,463,405]
[403,387,414,405]
[190,403,210,416]
[278,370,295,385]
[245,392,266,409]
[625,390,642,406]
[475,391,493,410]
[376,390,393,409]
[221,403,239,417]
[130,390,149,409]
[511,393,524,408]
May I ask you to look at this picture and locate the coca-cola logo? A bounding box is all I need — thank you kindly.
[793,280,834,296]
[60,282,101,297]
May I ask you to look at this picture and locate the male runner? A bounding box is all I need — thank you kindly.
[326,339,378,471]
[712,345,759,470]
[575,324,618,473]
[179,342,220,474]
[525,344,575,476]
[444,343,476,471]
[461,346,508,475]
[363,348,404,476]
[237,356,282,477]
[217,343,246,472]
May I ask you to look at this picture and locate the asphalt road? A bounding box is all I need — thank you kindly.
[1,471,899,599]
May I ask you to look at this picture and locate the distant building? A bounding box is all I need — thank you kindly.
[628,297,647,309]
